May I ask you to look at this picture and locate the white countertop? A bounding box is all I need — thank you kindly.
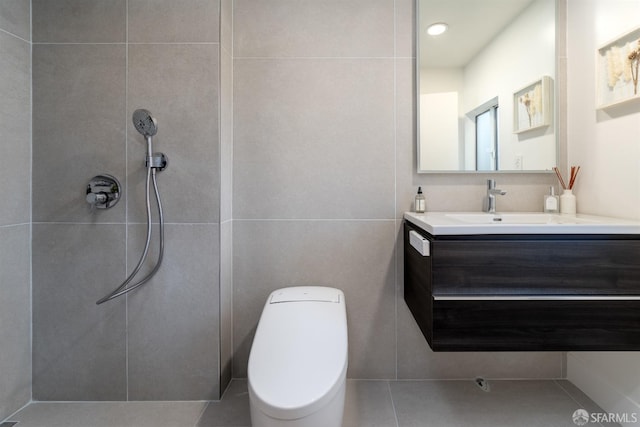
[404,211,640,235]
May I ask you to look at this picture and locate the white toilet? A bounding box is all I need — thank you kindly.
[248,286,348,427]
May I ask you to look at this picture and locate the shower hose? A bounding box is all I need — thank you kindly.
[96,154,165,305]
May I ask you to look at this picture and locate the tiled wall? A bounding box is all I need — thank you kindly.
[31,0,224,400]
[0,0,32,420]
[232,0,563,380]
[22,0,569,405]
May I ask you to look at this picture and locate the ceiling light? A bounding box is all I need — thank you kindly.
[426,22,448,36]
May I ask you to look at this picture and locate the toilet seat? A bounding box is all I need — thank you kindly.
[248,287,348,421]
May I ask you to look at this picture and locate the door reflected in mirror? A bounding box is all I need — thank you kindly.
[417,0,557,172]
[475,104,498,171]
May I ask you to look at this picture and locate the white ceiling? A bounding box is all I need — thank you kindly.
[419,0,536,68]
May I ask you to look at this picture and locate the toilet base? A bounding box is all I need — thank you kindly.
[249,378,346,427]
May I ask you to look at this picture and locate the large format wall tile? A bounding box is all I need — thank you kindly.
[220,47,233,223]
[32,224,127,400]
[233,0,394,58]
[127,224,220,400]
[128,0,220,43]
[0,0,30,40]
[395,57,417,218]
[0,4,31,421]
[395,0,415,59]
[128,44,219,224]
[0,32,30,226]
[220,0,232,52]
[234,59,395,220]
[32,0,125,43]
[0,225,31,419]
[233,220,397,379]
[33,44,126,224]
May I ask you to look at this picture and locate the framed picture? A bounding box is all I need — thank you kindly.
[596,26,640,109]
[513,76,552,134]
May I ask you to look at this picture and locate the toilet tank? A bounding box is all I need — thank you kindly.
[248,286,348,420]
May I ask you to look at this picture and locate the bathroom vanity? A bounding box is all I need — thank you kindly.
[404,212,640,351]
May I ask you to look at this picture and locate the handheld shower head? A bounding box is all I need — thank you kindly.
[133,108,168,171]
[132,109,158,137]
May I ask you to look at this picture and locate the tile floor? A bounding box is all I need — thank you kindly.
[4,379,617,427]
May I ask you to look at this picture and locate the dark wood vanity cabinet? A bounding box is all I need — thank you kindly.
[404,221,640,351]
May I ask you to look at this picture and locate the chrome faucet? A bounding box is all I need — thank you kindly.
[483,179,506,213]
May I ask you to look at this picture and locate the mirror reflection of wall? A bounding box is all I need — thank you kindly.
[418,0,557,172]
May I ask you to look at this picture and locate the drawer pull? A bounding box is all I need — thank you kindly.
[409,230,430,256]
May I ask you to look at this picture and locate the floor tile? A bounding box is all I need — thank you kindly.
[6,380,613,427]
[196,380,251,427]
[554,380,619,427]
[343,380,398,427]
[9,401,207,427]
[389,380,597,427]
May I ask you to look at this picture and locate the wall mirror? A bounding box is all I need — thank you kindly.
[417,0,558,173]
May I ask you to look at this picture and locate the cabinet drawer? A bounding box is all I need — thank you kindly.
[432,239,640,296]
[431,298,640,351]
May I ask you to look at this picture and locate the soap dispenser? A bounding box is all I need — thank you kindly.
[543,186,559,213]
[415,187,426,213]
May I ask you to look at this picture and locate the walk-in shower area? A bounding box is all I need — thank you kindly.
[1,0,636,426]
[1,0,233,419]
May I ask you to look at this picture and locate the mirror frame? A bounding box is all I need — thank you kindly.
[415,0,567,174]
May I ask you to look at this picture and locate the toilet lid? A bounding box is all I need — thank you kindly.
[248,288,348,420]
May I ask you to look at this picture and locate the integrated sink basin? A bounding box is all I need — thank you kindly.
[405,211,640,235]
[445,212,600,225]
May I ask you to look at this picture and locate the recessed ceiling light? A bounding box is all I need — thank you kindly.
[426,22,448,36]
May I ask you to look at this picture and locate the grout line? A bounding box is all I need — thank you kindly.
[124,0,129,402]
[192,401,210,427]
[0,222,31,229]
[233,218,396,222]
[386,381,401,427]
[0,26,30,43]
[229,0,235,383]
[553,380,606,427]
[384,377,565,382]
[18,400,214,404]
[32,41,127,45]
[30,222,221,225]
[32,41,219,45]
[28,0,34,407]
[216,0,224,400]
[392,0,399,382]
[231,0,235,382]
[553,379,582,403]
[233,56,404,60]
[1,400,31,424]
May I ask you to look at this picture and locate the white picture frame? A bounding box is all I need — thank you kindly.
[596,26,640,109]
[513,76,552,134]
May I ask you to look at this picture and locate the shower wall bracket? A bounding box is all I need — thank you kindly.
[86,174,121,209]
[146,153,169,171]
